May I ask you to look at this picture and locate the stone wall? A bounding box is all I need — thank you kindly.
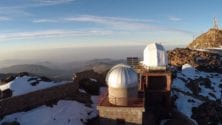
[0,82,78,117]
[97,106,144,125]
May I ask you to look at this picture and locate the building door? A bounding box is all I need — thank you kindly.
[145,76,167,111]
[116,119,125,125]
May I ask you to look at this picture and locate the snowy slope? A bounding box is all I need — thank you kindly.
[172,64,222,120]
[1,64,222,125]
[0,75,68,96]
[0,87,105,125]
[173,91,202,118]
[0,100,96,125]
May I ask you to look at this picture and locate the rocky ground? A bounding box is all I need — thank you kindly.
[168,48,222,73]
[161,45,222,125]
[188,28,222,49]
[171,63,222,125]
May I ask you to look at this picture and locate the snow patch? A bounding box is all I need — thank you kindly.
[174,91,202,118]
[182,64,196,78]
[172,78,192,93]
[0,100,96,125]
[90,78,97,82]
[0,76,68,96]
[79,89,86,93]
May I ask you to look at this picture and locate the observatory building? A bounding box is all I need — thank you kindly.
[106,64,139,106]
[97,43,172,125]
[139,43,171,112]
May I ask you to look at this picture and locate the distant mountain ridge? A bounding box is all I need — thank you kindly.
[0,64,65,80]
[0,59,125,80]
[0,64,55,73]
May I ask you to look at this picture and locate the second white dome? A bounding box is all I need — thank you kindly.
[143,43,168,67]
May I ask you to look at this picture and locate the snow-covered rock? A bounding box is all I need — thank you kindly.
[0,86,106,125]
[174,91,202,118]
[0,75,68,97]
[173,67,222,124]
[0,100,96,125]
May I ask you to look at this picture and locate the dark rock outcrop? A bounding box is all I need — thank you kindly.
[40,76,52,82]
[75,69,106,87]
[1,121,20,125]
[192,101,222,125]
[185,77,214,96]
[79,78,100,95]
[28,76,53,86]
[186,80,201,95]
[0,76,15,84]
[17,72,29,77]
[0,89,13,99]
[198,78,213,89]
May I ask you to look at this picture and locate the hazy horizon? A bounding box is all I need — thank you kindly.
[0,0,221,67]
[0,44,185,68]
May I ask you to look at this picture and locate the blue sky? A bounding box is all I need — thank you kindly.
[0,0,222,59]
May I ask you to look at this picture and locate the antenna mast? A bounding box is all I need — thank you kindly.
[213,17,219,29]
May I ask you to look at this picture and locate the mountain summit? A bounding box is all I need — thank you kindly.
[188,28,222,49]
[188,18,222,49]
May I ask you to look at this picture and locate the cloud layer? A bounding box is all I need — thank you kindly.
[0,14,193,41]
[168,16,182,21]
[0,29,113,41]
[0,1,193,48]
[0,0,74,18]
[33,15,192,34]
[0,16,10,21]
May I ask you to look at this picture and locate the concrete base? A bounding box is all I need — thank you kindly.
[97,106,144,125]
[108,87,137,106]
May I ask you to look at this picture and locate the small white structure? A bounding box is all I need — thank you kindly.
[182,64,196,78]
[106,64,138,106]
[143,43,168,69]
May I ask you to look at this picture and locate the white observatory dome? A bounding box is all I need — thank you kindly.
[106,64,138,88]
[106,64,138,106]
[143,43,168,67]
